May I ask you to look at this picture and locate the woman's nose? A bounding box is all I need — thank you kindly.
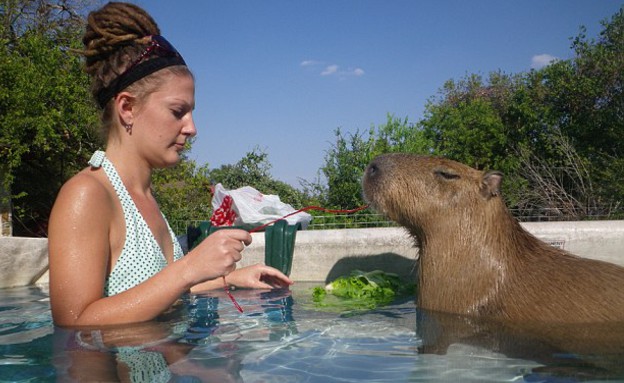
[184,115,197,137]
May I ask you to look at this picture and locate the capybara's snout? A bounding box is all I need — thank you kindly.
[362,159,381,191]
[363,153,413,196]
[362,155,392,207]
[365,161,379,179]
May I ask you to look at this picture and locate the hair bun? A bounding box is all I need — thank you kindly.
[81,2,161,97]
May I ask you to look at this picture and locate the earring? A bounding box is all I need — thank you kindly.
[125,124,132,133]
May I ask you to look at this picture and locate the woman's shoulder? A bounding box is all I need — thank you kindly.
[48,166,117,247]
[53,167,115,214]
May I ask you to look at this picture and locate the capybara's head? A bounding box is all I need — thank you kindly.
[362,154,503,235]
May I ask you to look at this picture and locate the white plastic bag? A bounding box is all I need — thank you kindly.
[211,183,311,229]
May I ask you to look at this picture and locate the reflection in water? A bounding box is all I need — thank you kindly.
[3,285,624,382]
[417,309,624,381]
[52,289,296,382]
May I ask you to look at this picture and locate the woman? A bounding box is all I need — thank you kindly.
[48,2,292,327]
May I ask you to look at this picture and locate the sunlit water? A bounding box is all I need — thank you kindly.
[0,283,622,382]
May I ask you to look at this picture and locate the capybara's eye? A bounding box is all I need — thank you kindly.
[434,170,460,180]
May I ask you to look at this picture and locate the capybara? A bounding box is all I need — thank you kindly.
[362,153,624,323]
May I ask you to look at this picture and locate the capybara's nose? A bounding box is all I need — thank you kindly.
[366,162,379,178]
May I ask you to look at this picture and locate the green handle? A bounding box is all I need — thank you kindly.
[188,220,300,277]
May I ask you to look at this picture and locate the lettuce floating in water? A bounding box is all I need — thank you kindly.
[312,270,415,312]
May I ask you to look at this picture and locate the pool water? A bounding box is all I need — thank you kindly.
[1,283,623,382]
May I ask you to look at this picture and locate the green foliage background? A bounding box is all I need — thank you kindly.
[1,0,99,235]
[319,8,624,219]
[2,1,623,236]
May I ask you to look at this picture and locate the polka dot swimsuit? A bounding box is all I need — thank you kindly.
[88,151,183,296]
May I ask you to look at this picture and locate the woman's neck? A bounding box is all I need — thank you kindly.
[104,143,153,196]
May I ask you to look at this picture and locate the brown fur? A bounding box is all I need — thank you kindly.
[363,153,624,323]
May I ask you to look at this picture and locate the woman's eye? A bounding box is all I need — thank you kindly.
[172,109,185,119]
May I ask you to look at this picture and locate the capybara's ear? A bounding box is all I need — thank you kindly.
[480,171,503,199]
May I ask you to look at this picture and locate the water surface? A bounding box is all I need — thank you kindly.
[0,283,622,382]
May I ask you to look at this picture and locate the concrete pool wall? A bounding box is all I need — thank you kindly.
[1,220,623,288]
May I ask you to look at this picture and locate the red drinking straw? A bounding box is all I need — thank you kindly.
[222,276,243,313]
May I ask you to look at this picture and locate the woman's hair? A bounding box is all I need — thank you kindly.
[82,2,191,141]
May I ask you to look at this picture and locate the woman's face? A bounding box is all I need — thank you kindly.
[133,72,197,168]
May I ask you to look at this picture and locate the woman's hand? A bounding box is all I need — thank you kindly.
[225,263,294,289]
[182,229,252,286]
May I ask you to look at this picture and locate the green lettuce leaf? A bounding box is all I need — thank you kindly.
[311,270,415,313]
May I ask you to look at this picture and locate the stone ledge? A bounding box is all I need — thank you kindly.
[0,237,48,288]
[3,221,624,287]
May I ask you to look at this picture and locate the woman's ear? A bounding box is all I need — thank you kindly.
[115,91,135,127]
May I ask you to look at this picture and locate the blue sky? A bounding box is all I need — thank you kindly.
[134,1,622,188]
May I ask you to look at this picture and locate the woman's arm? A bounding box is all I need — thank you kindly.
[190,263,294,293]
[48,172,250,327]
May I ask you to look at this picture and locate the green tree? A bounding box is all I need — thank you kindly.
[372,113,432,156]
[152,153,213,234]
[416,7,624,217]
[320,115,430,210]
[420,73,519,170]
[322,128,374,209]
[505,9,624,217]
[418,72,536,207]
[1,0,99,236]
[541,9,624,204]
[209,147,307,208]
